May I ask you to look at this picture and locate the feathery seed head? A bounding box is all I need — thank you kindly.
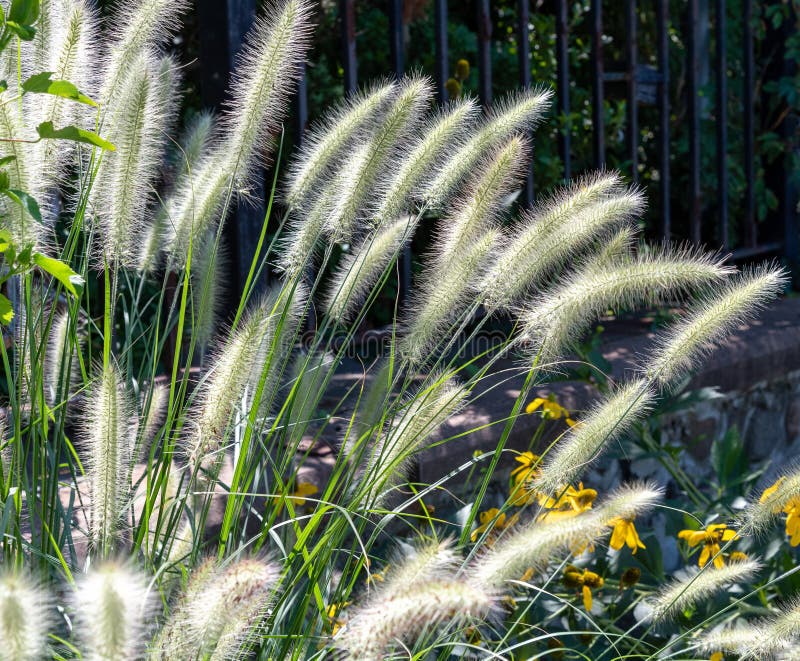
[697,624,764,659]
[325,216,417,323]
[0,572,50,661]
[372,97,480,224]
[75,563,153,661]
[595,482,663,523]
[643,265,788,387]
[335,578,495,661]
[423,88,552,209]
[84,364,137,555]
[284,81,398,210]
[323,75,433,242]
[401,229,498,365]
[738,465,800,536]
[471,509,609,588]
[519,247,734,362]
[532,380,655,494]
[483,179,643,310]
[436,134,530,266]
[645,559,760,624]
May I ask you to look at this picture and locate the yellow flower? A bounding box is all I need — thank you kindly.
[508,452,544,505]
[326,601,350,635]
[678,524,738,568]
[525,396,576,426]
[785,501,800,546]
[367,563,389,584]
[563,565,604,611]
[710,652,724,661]
[471,508,517,542]
[538,483,597,522]
[273,481,318,514]
[608,517,646,554]
[519,567,534,582]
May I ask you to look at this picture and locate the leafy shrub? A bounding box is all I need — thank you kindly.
[0,0,796,659]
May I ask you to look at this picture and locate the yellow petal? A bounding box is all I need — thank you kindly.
[710,652,724,661]
[609,521,627,551]
[582,585,593,611]
[699,545,711,568]
[525,398,546,414]
[760,477,784,504]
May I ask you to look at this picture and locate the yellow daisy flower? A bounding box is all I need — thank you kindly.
[608,517,646,554]
[678,523,738,568]
[563,565,604,611]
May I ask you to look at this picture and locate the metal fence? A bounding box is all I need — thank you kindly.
[196,0,800,292]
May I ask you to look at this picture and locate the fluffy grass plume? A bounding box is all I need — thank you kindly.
[92,52,179,266]
[644,265,787,387]
[401,230,498,365]
[74,564,152,661]
[284,81,397,210]
[594,482,664,523]
[186,290,301,477]
[355,376,468,506]
[43,307,81,408]
[190,234,226,352]
[482,175,641,310]
[423,88,552,208]
[532,380,655,494]
[520,248,735,362]
[335,578,495,661]
[325,216,416,322]
[164,0,312,264]
[0,572,50,661]
[323,76,432,241]
[84,364,136,555]
[436,135,530,267]
[100,0,188,105]
[151,558,279,660]
[373,97,480,225]
[645,559,761,624]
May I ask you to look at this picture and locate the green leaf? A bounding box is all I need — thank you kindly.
[0,293,13,325]
[32,252,84,297]
[0,155,16,167]
[0,170,9,191]
[5,21,35,41]
[8,0,39,25]
[22,72,97,106]
[0,229,11,252]
[4,188,41,222]
[36,121,115,151]
[0,81,7,94]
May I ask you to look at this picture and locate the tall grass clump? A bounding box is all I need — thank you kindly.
[0,0,794,658]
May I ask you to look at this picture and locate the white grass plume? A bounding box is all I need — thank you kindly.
[532,380,655,494]
[471,509,610,588]
[424,88,552,209]
[100,0,188,105]
[43,307,82,409]
[697,623,764,659]
[379,540,461,599]
[151,558,279,660]
[84,363,136,555]
[436,135,530,267]
[645,559,761,624]
[482,175,641,309]
[284,81,397,210]
[190,233,226,352]
[401,229,498,365]
[74,563,153,661]
[643,265,787,387]
[335,578,495,661]
[325,216,416,323]
[355,375,468,506]
[372,97,480,225]
[519,247,735,362]
[140,380,169,451]
[323,76,433,242]
[738,465,800,537]
[185,289,301,478]
[592,225,637,267]
[92,52,180,266]
[164,0,312,266]
[0,572,50,661]
[594,482,664,523]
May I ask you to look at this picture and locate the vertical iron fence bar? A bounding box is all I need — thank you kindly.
[434,0,448,104]
[656,0,670,242]
[687,0,702,244]
[389,0,404,78]
[388,0,411,305]
[625,0,638,183]
[477,0,492,107]
[743,0,756,247]
[556,0,570,182]
[715,0,728,248]
[517,0,533,205]
[340,0,357,96]
[590,0,605,169]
